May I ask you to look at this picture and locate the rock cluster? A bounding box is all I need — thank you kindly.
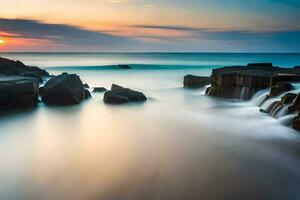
[103,84,147,104]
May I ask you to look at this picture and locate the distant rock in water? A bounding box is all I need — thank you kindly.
[207,63,300,100]
[0,57,49,81]
[183,75,211,88]
[118,64,132,69]
[93,87,107,93]
[0,75,39,109]
[104,84,147,104]
[41,73,89,105]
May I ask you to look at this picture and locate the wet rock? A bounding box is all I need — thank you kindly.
[0,75,39,109]
[183,75,211,88]
[0,57,49,80]
[104,84,147,104]
[84,89,92,99]
[292,116,300,131]
[93,87,107,93]
[269,82,293,97]
[41,73,88,105]
[281,93,297,104]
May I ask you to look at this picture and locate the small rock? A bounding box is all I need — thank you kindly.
[118,64,132,69]
[83,83,90,88]
[93,87,107,93]
[183,75,211,88]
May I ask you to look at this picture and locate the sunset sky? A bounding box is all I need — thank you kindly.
[0,0,300,52]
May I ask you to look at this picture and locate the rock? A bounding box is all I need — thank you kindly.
[0,75,39,109]
[281,93,297,104]
[0,57,49,80]
[41,73,88,105]
[259,108,268,114]
[104,84,147,104]
[269,82,293,97]
[84,89,92,99]
[183,75,211,88]
[93,87,107,93]
[208,63,300,100]
[118,64,132,69]
[83,83,90,88]
[292,116,300,131]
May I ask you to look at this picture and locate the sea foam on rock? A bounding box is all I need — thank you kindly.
[41,73,89,105]
[104,84,147,104]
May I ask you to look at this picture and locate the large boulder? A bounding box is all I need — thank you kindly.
[103,84,147,104]
[41,73,88,105]
[0,57,49,81]
[183,75,211,88]
[0,75,39,109]
[269,82,293,97]
[93,87,107,93]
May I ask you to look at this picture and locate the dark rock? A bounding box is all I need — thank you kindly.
[281,93,297,104]
[269,82,293,97]
[104,84,147,104]
[259,108,268,114]
[0,57,49,79]
[84,89,92,99]
[118,64,132,69]
[83,83,90,88]
[0,75,39,109]
[41,73,88,105]
[292,116,300,131]
[183,75,211,88]
[93,87,107,93]
[246,63,273,69]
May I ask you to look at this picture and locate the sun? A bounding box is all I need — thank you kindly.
[0,39,5,44]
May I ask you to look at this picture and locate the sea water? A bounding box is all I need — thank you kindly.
[0,53,300,200]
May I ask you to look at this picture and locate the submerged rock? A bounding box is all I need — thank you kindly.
[93,87,107,93]
[183,75,211,88]
[84,89,92,99]
[41,73,89,105]
[0,75,39,109]
[104,84,147,104]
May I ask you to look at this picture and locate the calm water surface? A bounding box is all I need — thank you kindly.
[0,53,300,200]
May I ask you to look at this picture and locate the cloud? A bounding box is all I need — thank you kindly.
[0,18,138,48]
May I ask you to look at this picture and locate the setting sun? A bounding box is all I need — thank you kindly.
[0,39,5,44]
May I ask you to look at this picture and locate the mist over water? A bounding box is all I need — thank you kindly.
[0,53,300,200]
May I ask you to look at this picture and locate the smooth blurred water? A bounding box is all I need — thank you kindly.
[0,53,300,200]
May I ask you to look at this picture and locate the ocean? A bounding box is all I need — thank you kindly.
[0,53,300,200]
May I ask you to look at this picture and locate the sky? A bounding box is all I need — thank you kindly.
[0,0,300,52]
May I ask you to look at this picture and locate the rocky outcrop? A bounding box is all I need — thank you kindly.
[93,87,107,93]
[183,75,211,88]
[118,64,132,69]
[207,63,300,100]
[41,73,89,105]
[0,75,39,109]
[103,84,147,104]
[0,57,49,82]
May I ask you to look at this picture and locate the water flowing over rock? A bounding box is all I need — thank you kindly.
[183,75,211,88]
[269,82,293,97]
[41,73,89,105]
[0,75,39,109]
[207,63,300,100]
[104,84,147,104]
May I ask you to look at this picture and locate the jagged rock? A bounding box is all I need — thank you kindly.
[103,84,147,104]
[41,73,88,105]
[269,82,293,97]
[0,57,49,80]
[292,116,300,131]
[183,75,211,88]
[0,75,39,109]
[93,87,107,93]
[83,83,90,88]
